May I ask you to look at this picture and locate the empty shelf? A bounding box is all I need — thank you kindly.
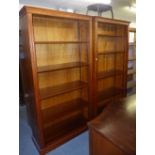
[35,41,88,44]
[42,98,88,125]
[98,87,123,102]
[40,81,87,100]
[97,70,123,79]
[44,113,86,144]
[38,62,88,73]
[128,69,136,75]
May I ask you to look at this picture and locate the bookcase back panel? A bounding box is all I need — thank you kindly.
[41,90,81,109]
[35,44,80,67]
[97,77,115,92]
[81,44,88,63]
[35,43,88,67]
[42,100,86,125]
[33,16,79,41]
[38,68,80,88]
[81,87,89,101]
[98,37,115,52]
[98,55,115,72]
[79,21,89,41]
[81,67,88,83]
[97,23,125,37]
[98,23,116,35]
[115,75,123,88]
[116,25,125,36]
[43,110,85,144]
[115,53,124,71]
[116,38,125,51]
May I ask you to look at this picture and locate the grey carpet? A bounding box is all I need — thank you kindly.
[19,106,89,155]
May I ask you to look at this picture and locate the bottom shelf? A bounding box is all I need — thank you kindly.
[44,113,86,144]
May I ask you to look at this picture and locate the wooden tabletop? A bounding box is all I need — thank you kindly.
[88,95,136,155]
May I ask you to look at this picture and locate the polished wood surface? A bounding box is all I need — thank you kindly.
[20,5,129,155]
[92,17,129,115]
[88,95,136,155]
[20,6,92,155]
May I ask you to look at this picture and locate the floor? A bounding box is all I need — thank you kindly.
[19,106,89,155]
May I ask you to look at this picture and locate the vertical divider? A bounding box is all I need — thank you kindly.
[77,20,83,116]
[85,21,90,120]
[94,19,99,116]
[114,24,117,100]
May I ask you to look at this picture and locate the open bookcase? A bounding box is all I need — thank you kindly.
[127,28,136,96]
[20,6,92,155]
[93,17,129,114]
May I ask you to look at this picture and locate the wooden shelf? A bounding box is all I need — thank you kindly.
[98,34,124,38]
[40,81,87,100]
[35,41,88,44]
[128,69,136,75]
[44,113,86,144]
[129,42,136,46]
[98,87,123,102]
[127,74,133,81]
[98,51,124,55]
[128,58,136,61]
[97,70,123,79]
[127,80,136,88]
[38,62,88,73]
[42,98,88,124]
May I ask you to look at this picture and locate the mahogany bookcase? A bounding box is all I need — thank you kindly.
[20,6,129,155]
[92,17,129,114]
[20,6,93,155]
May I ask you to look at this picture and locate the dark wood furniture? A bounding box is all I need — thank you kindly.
[19,6,129,155]
[19,6,93,155]
[127,28,136,96]
[88,95,136,155]
[92,17,129,115]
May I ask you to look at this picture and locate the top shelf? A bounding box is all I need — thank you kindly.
[35,41,88,44]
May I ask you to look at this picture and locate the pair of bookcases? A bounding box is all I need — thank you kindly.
[20,6,129,155]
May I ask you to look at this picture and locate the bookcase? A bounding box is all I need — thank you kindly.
[20,6,92,155]
[92,17,129,114]
[127,28,136,95]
